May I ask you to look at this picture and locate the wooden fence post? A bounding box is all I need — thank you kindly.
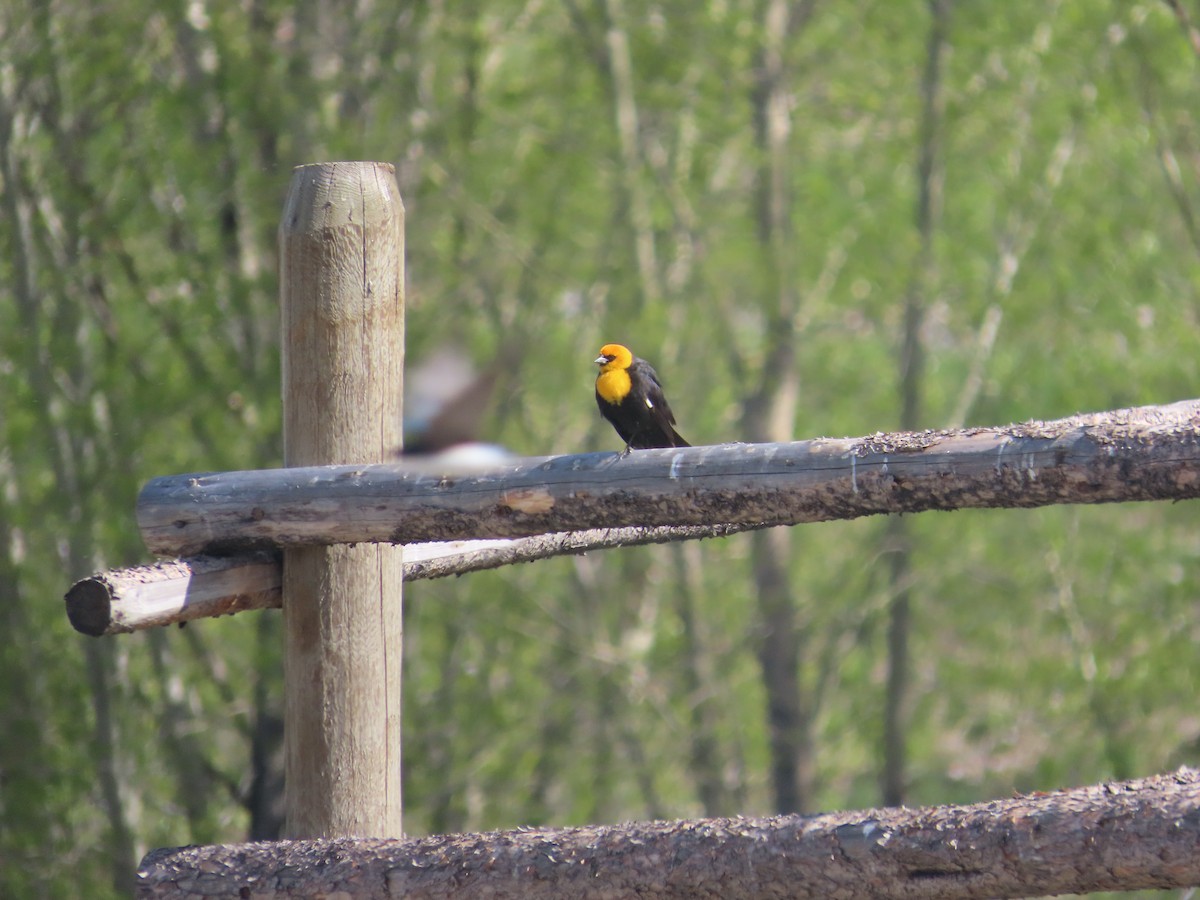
[279,162,404,838]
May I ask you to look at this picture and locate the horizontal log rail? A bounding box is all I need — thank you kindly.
[137,399,1200,558]
[66,524,754,636]
[136,768,1200,899]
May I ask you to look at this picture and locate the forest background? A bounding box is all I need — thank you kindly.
[3,2,1200,898]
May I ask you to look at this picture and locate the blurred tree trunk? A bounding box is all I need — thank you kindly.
[247,615,286,840]
[881,0,949,807]
[743,0,817,814]
[84,640,139,895]
[672,541,737,815]
[601,0,663,306]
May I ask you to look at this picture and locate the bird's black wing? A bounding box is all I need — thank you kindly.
[630,358,688,447]
[633,361,676,422]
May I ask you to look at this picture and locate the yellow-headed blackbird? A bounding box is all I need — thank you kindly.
[594,343,689,452]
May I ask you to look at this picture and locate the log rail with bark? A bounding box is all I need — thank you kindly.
[135,398,1200,557]
[65,525,755,636]
[135,767,1200,899]
[68,399,1200,635]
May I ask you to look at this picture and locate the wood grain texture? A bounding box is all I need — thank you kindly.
[67,525,762,636]
[138,399,1200,556]
[279,162,404,839]
[64,552,282,636]
[136,768,1200,899]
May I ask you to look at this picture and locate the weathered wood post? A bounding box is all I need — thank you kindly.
[279,162,404,838]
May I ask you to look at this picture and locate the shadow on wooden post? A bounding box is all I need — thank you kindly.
[279,161,404,838]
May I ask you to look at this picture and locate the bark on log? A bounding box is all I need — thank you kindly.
[137,399,1200,557]
[65,552,282,635]
[135,768,1200,899]
[66,524,757,636]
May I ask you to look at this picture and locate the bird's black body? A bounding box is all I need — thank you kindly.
[594,344,689,451]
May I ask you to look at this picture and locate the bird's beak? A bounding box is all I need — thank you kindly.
[594,355,607,365]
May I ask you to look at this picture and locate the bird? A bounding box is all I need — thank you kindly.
[398,344,511,464]
[594,343,689,453]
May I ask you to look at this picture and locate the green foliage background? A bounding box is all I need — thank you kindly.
[2,2,1200,897]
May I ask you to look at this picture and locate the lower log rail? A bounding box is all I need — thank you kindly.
[136,768,1200,900]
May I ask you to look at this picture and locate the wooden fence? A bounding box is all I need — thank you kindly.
[64,162,1200,899]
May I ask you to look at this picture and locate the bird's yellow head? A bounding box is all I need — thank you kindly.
[595,343,633,372]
